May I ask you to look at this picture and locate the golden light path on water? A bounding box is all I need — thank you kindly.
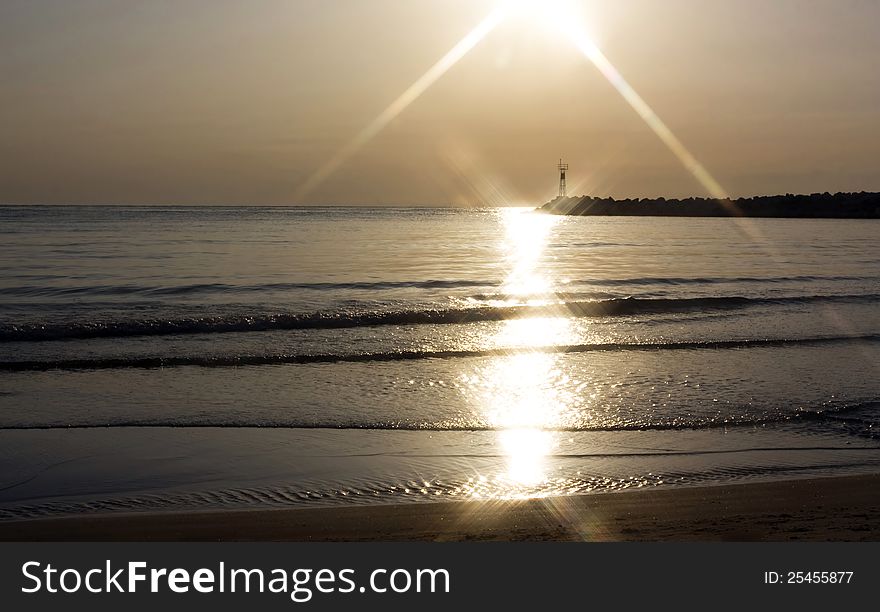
[461,208,578,498]
[288,0,851,506]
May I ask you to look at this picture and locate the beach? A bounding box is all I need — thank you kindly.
[3,0,880,572]
[2,474,878,541]
[1,207,879,537]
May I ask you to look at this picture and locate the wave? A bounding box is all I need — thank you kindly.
[566,274,879,287]
[2,293,877,342]
[1,400,878,432]
[6,458,880,522]
[3,274,875,299]
[2,334,878,371]
[0,278,496,298]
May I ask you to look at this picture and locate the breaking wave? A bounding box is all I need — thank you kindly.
[2,293,876,342]
[2,334,878,371]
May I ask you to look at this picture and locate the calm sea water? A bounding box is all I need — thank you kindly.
[1,205,879,519]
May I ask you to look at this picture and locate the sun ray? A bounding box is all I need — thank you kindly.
[293,7,508,202]
[296,1,732,211]
[549,16,790,250]
[545,13,730,201]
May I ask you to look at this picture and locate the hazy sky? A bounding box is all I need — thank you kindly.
[2,0,880,205]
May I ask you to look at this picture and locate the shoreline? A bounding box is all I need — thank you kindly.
[2,473,878,541]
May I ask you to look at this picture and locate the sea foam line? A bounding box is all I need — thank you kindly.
[1,334,878,372]
[2,294,877,342]
[1,401,878,432]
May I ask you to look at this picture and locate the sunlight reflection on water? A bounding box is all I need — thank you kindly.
[464,208,580,497]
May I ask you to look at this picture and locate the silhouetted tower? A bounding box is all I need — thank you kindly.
[557,158,569,197]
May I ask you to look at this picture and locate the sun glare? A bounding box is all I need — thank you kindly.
[499,428,553,487]
[500,207,558,300]
[297,0,731,211]
[459,207,580,496]
[498,0,583,31]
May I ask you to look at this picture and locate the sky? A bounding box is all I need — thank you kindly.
[2,0,880,206]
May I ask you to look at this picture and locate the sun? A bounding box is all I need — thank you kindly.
[497,0,583,32]
[297,0,727,206]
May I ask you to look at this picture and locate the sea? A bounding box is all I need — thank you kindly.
[1,205,879,520]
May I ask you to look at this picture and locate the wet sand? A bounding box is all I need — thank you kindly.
[1,474,878,541]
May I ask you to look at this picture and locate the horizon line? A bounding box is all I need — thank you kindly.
[2,189,879,208]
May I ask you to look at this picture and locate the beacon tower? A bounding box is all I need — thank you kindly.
[557,158,568,198]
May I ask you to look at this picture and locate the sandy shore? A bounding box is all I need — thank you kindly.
[1,474,878,541]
